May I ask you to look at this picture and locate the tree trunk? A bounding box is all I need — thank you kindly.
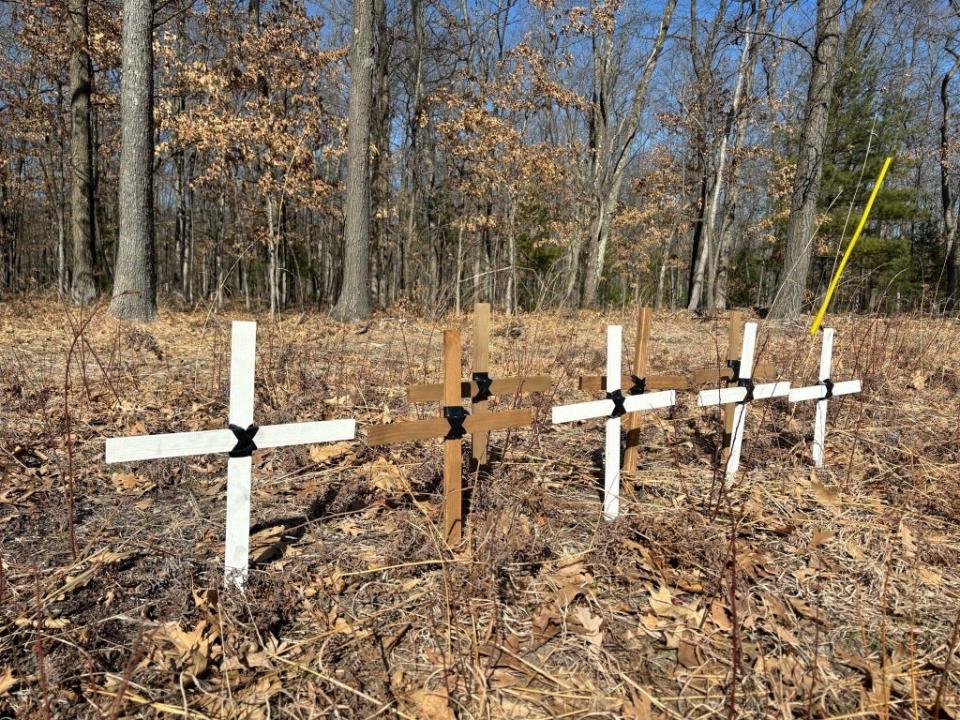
[768,0,841,320]
[332,0,374,322]
[109,0,156,321]
[942,50,960,310]
[580,0,677,308]
[68,0,97,305]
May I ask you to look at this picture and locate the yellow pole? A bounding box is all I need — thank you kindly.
[809,156,893,336]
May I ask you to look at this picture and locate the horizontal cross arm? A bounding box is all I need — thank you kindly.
[464,407,532,433]
[367,407,534,446]
[552,398,613,424]
[407,375,551,402]
[690,361,776,386]
[698,380,791,407]
[106,428,231,463]
[579,373,690,393]
[623,389,676,413]
[256,420,357,448]
[106,420,357,464]
[789,379,861,403]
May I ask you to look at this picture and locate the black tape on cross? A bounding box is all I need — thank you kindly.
[228,423,259,457]
[443,406,469,440]
[607,389,627,418]
[820,378,834,400]
[726,358,741,383]
[737,377,755,403]
[628,375,646,396]
[472,372,493,402]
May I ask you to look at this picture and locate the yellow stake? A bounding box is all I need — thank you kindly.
[809,156,893,336]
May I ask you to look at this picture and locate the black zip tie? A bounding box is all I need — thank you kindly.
[820,378,834,399]
[228,423,259,457]
[443,406,469,440]
[737,377,755,403]
[472,371,493,402]
[628,375,646,396]
[726,358,741,383]
[607,389,627,418]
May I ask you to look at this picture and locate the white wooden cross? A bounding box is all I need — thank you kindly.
[105,321,356,590]
[697,321,790,483]
[788,327,861,467]
[552,325,676,521]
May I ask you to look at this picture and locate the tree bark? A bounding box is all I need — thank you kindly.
[109,0,156,321]
[331,0,374,322]
[580,0,677,308]
[768,0,841,320]
[68,0,97,305]
[942,50,960,310]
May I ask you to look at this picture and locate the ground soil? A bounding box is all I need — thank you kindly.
[1,297,959,718]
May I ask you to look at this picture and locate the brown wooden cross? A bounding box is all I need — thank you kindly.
[405,303,549,465]
[367,328,533,545]
[579,308,778,472]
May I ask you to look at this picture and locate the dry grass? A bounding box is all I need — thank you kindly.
[0,296,959,719]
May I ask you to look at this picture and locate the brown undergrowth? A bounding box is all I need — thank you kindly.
[0,297,959,718]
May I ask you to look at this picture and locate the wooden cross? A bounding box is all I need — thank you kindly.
[579,308,777,473]
[367,329,533,545]
[406,303,550,465]
[105,321,357,590]
[788,327,861,467]
[697,321,790,483]
[553,325,676,520]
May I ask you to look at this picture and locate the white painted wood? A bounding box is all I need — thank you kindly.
[224,321,257,589]
[229,321,257,427]
[788,327,861,468]
[551,325,676,522]
[552,399,614,424]
[604,326,622,521]
[256,420,357,448]
[224,456,252,590]
[105,320,358,593]
[106,429,235,463]
[696,322,791,482]
[624,390,676,412]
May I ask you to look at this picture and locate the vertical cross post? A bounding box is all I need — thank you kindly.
[368,329,534,546]
[105,321,357,591]
[697,322,791,483]
[722,311,744,465]
[225,321,257,588]
[472,303,491,465]
[622,306,652,474]
[443,329,463,544]
[553,325,676,520]
[603,325,624,520]
[788,327,861,467]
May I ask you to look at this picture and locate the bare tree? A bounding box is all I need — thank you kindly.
[942,46,960,309]
[578,0,678,308]
[68,0,96,305]
[768,0,842,319]
[332,0,374,322]
[109,0,156,321]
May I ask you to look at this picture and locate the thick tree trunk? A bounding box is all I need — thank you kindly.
[768,0,841,320]
[109,0,156,321]
[68,0,97,305]
[942,51,960,310]
[332,0,374,322]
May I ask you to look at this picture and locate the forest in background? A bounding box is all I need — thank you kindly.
[1,0,959,321]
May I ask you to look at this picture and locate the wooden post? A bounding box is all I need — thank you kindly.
[443,330,463,544]
[622,306,652,474]
[369,328,534,547]
[472,302,490,464]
